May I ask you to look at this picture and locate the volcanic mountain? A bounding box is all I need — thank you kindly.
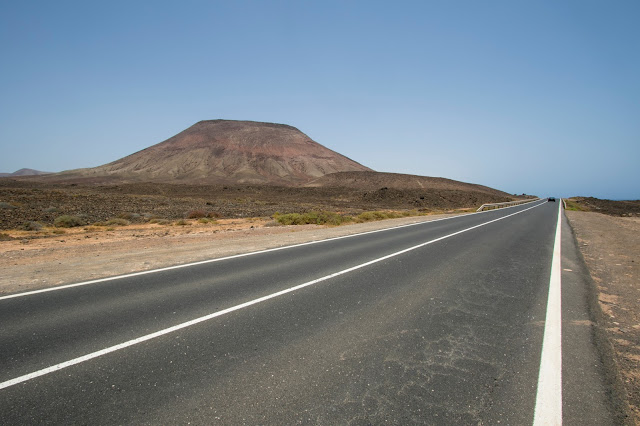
[60,120,371,185]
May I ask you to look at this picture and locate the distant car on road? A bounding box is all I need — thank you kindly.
[548,197,556,202]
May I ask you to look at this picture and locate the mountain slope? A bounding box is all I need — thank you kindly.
[59,120,371,185]
[305,171,513,198]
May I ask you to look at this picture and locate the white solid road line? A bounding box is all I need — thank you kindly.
[0,202,545,390]
[533,199,563,425]
[0,200,546,301]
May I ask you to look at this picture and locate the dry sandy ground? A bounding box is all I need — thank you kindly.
[567,211,640,424]
[0,214,457,295]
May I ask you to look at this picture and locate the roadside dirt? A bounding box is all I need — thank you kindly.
[566,210,640,424]
[0,213,458,296]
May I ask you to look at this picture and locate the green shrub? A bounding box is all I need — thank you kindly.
[355,212,380,222]
[54,215,83,228]
[0,232,13,241]
[0,202,17,209]
[149,218,170,225]
[275,212,302,225]
[564,199,589,212]
[355,211,409,223]
[274,211,352,226]
[175,219,189,226]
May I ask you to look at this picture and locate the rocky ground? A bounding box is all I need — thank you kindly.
[0,179,511,231]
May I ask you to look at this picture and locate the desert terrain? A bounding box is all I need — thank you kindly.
[0,177,513,231]
[565,198,640,423]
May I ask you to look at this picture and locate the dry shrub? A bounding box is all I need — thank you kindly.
[118,212,141,221]
[95,218,130,227]
[198,218,217,224]
[186,210,206,219]
[21,221,43,231]
[54,215,83,228]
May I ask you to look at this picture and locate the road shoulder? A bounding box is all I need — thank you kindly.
[565,210,639,424]
[0,214,458,296]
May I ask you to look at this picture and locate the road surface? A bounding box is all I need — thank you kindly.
[0,201,622,424]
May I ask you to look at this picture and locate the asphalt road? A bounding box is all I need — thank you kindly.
[0,200,622,424]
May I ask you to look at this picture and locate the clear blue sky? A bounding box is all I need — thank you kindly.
[1,1,638,199]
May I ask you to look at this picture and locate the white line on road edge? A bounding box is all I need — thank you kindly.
[0,202,546,390]
[0,200,548,301]
[533,200,563,425]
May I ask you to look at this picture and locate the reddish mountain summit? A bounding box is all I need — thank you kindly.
[61,120,371,185]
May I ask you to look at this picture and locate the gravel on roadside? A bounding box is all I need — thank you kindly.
[566,210,640,424]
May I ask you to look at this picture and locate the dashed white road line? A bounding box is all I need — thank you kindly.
[533,199,563,425]
[0,202,545,390]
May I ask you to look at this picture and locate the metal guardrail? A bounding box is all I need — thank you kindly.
[476,198,541,212]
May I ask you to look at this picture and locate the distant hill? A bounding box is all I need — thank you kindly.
[0,168,51,177]
[568,197,640,217]
[55,120,371,185]
[305,171,512,198]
